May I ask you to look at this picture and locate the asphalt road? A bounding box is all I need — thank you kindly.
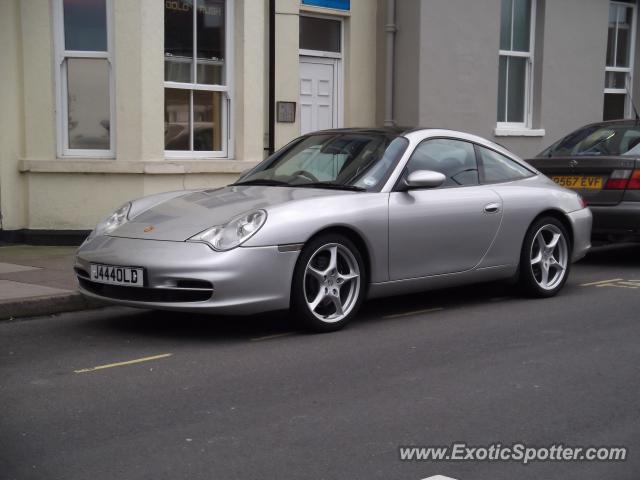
[1,244,640,480]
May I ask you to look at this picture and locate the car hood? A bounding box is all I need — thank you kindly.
[108,185,342,241]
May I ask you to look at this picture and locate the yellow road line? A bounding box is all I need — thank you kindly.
[250,332,295,342]
[74,353,173,373]
[597,284,637,289]
[383,307,444,320]
[580,278,623,287]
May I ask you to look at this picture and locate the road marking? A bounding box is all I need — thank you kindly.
[597,283,638,289]
[580,277,640,290]
[580,278,623,286]
[250,332,295,342]
[383,307,444,320]
[74,353,173,373]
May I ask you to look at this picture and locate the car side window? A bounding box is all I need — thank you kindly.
[405,139,479,187]
[477,146,533,183]
[620,128,640,153]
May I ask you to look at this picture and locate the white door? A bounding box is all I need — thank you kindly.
[299,58,337,135]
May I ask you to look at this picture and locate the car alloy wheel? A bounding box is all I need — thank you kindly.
[529,224,569,291]
[519,216,571,298]
[304,243,361,323]
[292,234,366,332]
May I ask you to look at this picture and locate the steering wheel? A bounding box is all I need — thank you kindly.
[290,170,320,183]
[450,168,479,185]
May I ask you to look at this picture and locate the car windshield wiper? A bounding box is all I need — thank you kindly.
[233,179,290,187]
[234,179,365,191]
[294,182,366,192]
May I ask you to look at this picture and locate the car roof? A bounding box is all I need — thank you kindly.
[309,126,520,158]
[310,126,412,136]
[575,118,640,130]
[310,126,497,137]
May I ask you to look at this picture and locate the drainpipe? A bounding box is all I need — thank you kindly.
[268,0,276,154]
[383,0,397,126]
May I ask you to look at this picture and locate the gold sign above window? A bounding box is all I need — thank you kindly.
[165,0,222,17]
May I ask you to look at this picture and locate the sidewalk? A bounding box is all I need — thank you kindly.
[0,245,104,320]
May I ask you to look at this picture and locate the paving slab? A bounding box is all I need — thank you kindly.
[0,263,41,274]
[0,280,71,301]
[0,245,105,319]
[0,245,78,290]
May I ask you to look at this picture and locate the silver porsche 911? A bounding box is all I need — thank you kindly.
[75,128,592,331]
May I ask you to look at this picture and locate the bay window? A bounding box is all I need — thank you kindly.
[54,0,114,157]
[164,0,233,158]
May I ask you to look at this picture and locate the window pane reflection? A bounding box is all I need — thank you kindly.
[165,0,194,82]
[604,93,626,121]
[197,0,225,84]
[497,56,507,122]
[63,0,107,51]
[607,5,616,66]
[605,71,627,89]
[67,58,110,150]
[300,16,341,53]
[512,0,531,52]
[165,88,191,150]
[194,90,222,151]
[507,57,526,123]
[616,5,633,67]
[499,0,512,50]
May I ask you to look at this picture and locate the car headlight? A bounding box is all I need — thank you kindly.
[86,203,132,241]
[188,210,267,251]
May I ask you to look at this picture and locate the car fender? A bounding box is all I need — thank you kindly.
[243,192,390,283]
[478,176,587,268]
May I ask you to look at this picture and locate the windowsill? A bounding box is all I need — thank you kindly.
[18,159,261,175]
[494,126,546,137]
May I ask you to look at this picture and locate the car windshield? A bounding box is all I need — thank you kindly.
[539,124,640,157]
[236,133,409,191]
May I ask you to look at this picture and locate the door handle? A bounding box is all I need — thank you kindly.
[484,203,501,214]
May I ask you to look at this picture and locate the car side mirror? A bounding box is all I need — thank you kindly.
[403,170,446,190]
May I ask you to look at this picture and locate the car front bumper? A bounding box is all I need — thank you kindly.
[75,236,300,314]
[589,201,640,241]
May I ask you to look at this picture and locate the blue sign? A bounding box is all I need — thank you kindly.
[302,0,350,10]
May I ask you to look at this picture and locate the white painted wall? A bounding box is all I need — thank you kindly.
[0,0,27,230]
[0,0,378,231]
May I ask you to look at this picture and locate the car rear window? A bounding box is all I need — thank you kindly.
[539,124,640,157]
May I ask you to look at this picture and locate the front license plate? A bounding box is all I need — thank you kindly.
[551,175,603,189]
[90,264,144,287]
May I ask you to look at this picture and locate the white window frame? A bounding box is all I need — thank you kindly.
[164,1,234,159]
[53,0,115,158]
[497,0,536,131]
[298,13,344,132]
[604,1,637,119]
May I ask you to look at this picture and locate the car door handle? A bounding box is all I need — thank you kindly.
[484,203,501,214]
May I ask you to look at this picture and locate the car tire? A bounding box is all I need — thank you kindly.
[291,233,366,332]
[518,216,572,298]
